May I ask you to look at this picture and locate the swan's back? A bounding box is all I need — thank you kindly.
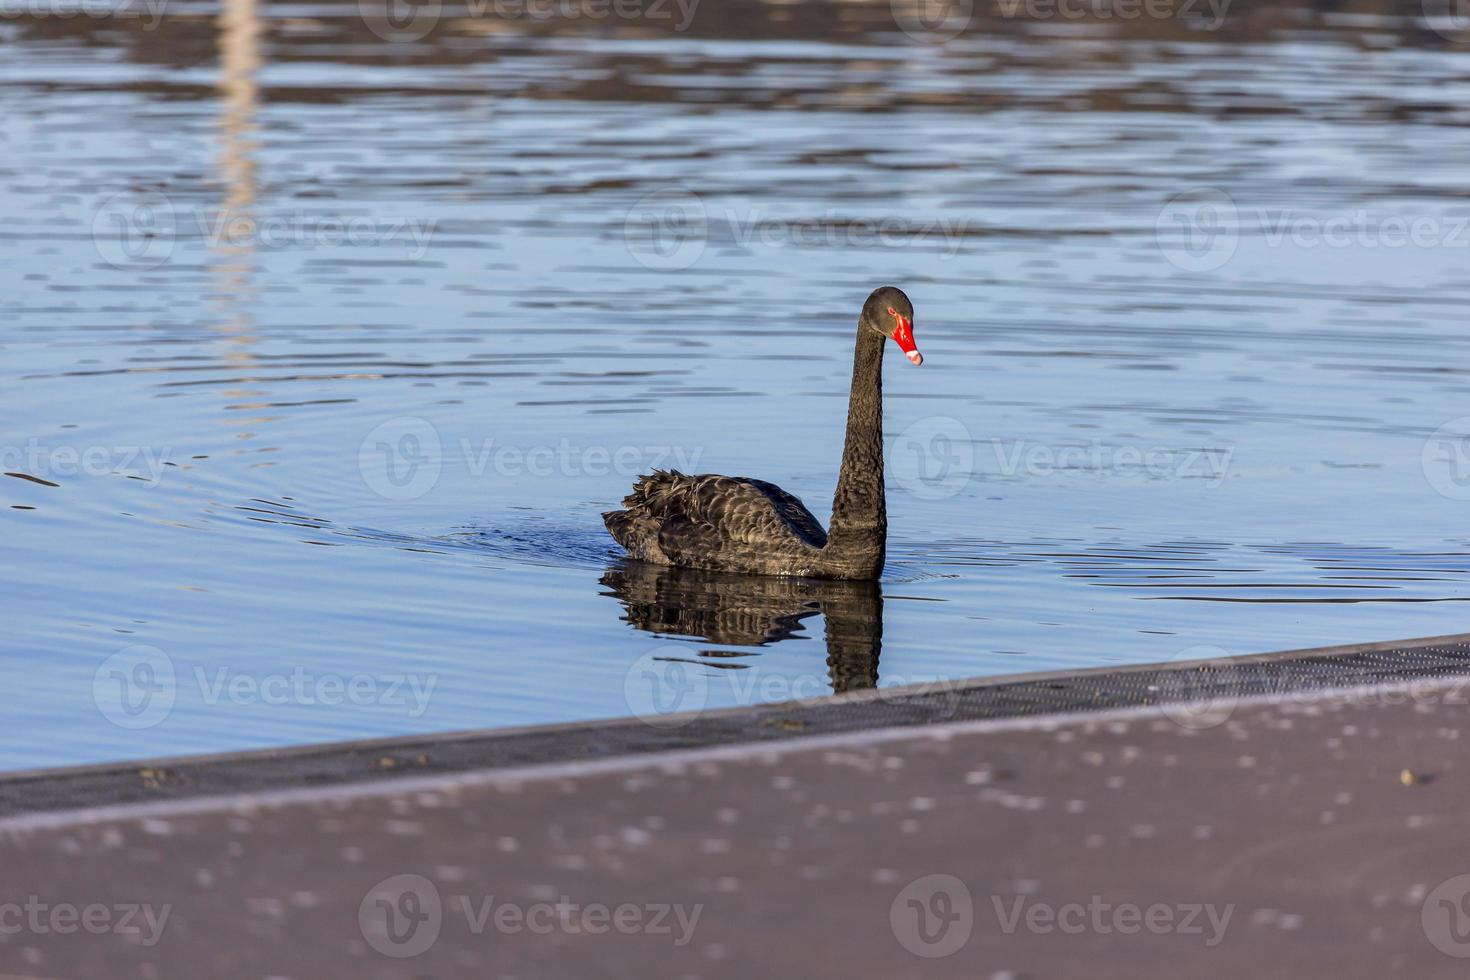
[603,469,827,573]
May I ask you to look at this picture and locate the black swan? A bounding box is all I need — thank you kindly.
[603,286,922,580]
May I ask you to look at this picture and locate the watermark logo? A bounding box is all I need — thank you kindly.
[623,651,710,728]
[1423,417,1470,501]
[1155,189,1239,273]
[359,417,444,501]
[1423,0,1470,40]
[890,416,975,500]
[1424,874,1470,956]
[93,645,176,730]
[624,188,708,271]
[360,874,443,958]
[360,0,440,41]
[92,190,177,270]
[891,0,974,42]
[890,874,974,957]
[1154,644,1240,731]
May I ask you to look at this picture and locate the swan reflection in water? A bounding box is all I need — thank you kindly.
[599,561,883,694]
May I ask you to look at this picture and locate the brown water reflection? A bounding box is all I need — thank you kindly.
[11,0,1468,116]
[602,561,882,692]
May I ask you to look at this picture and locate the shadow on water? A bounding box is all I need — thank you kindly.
[600,561,883,694]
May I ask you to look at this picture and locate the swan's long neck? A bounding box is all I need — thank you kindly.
[824,324,886,577]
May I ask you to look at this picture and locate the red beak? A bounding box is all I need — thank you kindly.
[892,314,923,366]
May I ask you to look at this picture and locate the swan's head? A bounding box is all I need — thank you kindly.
[861,286,922,366]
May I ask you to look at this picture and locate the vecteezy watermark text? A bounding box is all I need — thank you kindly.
[358,416,705,501]
[1256,210,1470,250]
[359,0,699,43]
[886,415,1233,501]
[1153,641,1470,732]
[93,646,437,730]
[622,188,971,271]
[194,666,436,717]
[623,649,972,729]
[478,0,697,27]
[992,894,1234,946]
[92,191,437,270]
[0,897,171,947]
[995,0,1228,26]
[1,440,173,487]
[1157,189,1470,272]
[359,874,702,958]
[0,0,167,29]
[889,874,1235,959]
[991,439,1233,486]
[890,0,1228,43]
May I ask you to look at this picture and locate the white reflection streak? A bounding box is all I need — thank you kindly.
[215,0,261,366]
[214,0,264,436]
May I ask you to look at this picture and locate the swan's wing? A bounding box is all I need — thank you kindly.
[731,477,828,549]
[609,470,828,565]
[655,512,725,565]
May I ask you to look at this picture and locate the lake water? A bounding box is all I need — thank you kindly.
[6,0,1470,769]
